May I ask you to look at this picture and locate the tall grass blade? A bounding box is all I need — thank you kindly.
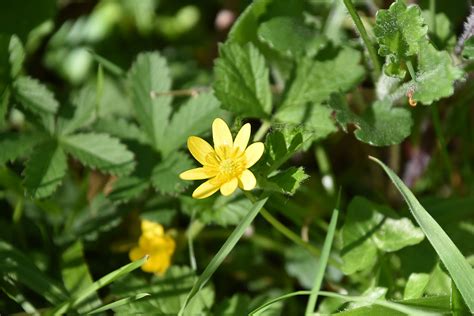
[369,156,474,312]
[177,198,268,315]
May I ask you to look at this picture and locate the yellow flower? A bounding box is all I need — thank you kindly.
[129,220,176,275]
[180,118,264,199]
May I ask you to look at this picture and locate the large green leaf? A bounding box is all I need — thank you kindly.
[257,16,324,57]
[213,42,272,118]
[58,84,97,135]
[341,196,424,274]
[329,95,412,146]
[370,156,474,312]
[23,141,67,199]
[411,42,463,105]
[61,133,135,176]
[374,0,427,77]
[128,52,172,149]
[13,76,59,114]
[161,92,223,156]
[276,46,364,111]
[0,241,68,305]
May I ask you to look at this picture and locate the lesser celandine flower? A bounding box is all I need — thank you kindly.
[129,220,175,275]
[180,118,264,199]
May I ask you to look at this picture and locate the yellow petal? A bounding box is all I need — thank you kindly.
[180,167,217,180]
[238,169,256,190]
[129,246,146,262]
[244,142,264,168]
[220,178,238,196]
[141,220,164,236]
[187,136,215,166]
[212,118,233,148]
[192,179,220,199]
[233,123,251,152]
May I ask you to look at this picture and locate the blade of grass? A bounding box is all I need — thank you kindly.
[177,198,268,316]
[451,280,470,316]
[85,293,150,315]
[249,290,439,316]
[53,255,148,315]
[369,156,474,312]
[305,190,340,315]
[86,49,125,76]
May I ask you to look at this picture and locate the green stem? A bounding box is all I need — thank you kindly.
[342,0,381,78]
[314,146,335,195]
[430,106,453,181]
[429,0,436,35]
[406,60,416,81]
[254,120,271,142]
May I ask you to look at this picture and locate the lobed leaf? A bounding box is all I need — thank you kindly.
[151,151,193,195]
[13,76,59,114]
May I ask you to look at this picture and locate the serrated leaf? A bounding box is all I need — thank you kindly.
[128,52,172,149]
[261,167,309,195]
[374,0,428,77]
[341,196,424,274]
[92,117,148,145]
[161,92,223,156]
[257,17,325,57]
[213,42,272,118]
[9,35,24,78]
[151,152,192,195]
[0,132,43,165]
[277,46,365,111]
[108,176,150,204]
[23,141,67,199]
[329,95,413,146]
[61,133,135,176]
[13,76,59,114]
[411,42,464,105]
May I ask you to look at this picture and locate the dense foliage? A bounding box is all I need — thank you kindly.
[1,0,473,315]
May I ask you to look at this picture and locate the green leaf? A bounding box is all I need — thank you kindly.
[374,0,428,77]
[329,95,413,146]
[58,84,97,135]
[341,196,424,274]
[452,280,470,316]
[0,132,43,165]
[305,198,339,314]
[61,241,101,313]
[0,240,68,305]
[178,198,268,315]
[108,176,150,204]
[262,167,309,195]
[61,133,135,176]
[9,35,25,78]
[86,293,150,315]
[161,92,223,156]
[128,52,172,149]
[463,37,474,60]
[151,151,192,195]
[257,17,325,57]
[0,87,9,128]
[404,273,430,300]
[13,76,59,114]
[111,266,214,315]
[276,46,365,111]
[411,42,463,105]
[23,141,67,199]
[213,42,272,118]
[92,117,148,145]
[370,156,474,312]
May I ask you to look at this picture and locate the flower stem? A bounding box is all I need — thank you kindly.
[253,120,271,142]
[342,0,381,78]
[406,60,417,81]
